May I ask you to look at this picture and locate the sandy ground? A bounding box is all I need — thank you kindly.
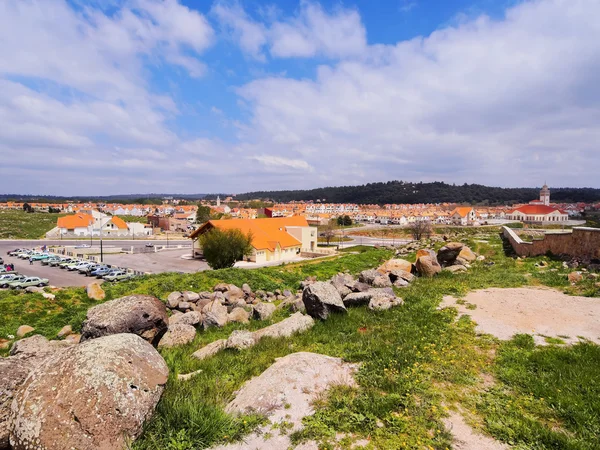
[441,287,600,345]
[443,412,509,450]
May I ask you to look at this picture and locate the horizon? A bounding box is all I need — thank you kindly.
[1,0,600,194]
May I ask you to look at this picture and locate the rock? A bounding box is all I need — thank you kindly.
[228,307,250,324]
[343,288,396,307]
[177,301,192,311]
[0,358,33,449]
[299,276,317,289]
[42,292,55,300]
[57,325,72,338]
[253,302,276,320]
[351,281,371,292]
[393,278,409,287]
[227,285,245,303]
[158,324,197,349]
[416,248,436,260]
[196,297,212,310]
[437,242,464,265]
[166,291,182,308]
[64,334,81,344]
[202,300,229,329]
[358,269,379,285]
[254,312,315,340]
[170,311,201,326]
[192,339,227,360]
[330,273,355,298]
[226,330,256,350]
[213,283,229,292]
[0,339,10,350]
[458,247,477,262]
[80,294,168,347]
[199,291,213,299]
[368,295,403,311]
[416,255,441,277]
[15,325,34,338]
[302,282,346,320]
[242,283,253,296]
[25,286,44,294]
[376,259,413,275]
[86,282,105,301]
[389,269,415,283]
[372,275,392,288]
[476,255,486,261]
[455,256,469,266]
[568,271,583,283]
[10,334,168,450]
[283,289,292,297]
[212,291,226,304]
[278,297,306,313]
[9,335,55,359]
[444,265,468,273]
[182,291,200,303]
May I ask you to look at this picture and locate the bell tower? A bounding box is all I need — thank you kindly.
[540,183,550,206]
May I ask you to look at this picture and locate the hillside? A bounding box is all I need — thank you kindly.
[235,181,600,205]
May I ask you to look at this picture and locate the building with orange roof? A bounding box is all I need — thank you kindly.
[506,205,568,223]
[189,216,317,263]
[56,214,94,236]
[449,206,476,225]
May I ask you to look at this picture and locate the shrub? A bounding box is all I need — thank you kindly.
[198,228,253,269]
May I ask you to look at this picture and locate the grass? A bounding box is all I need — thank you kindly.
[0,209,66,239]
[1,234,599,449]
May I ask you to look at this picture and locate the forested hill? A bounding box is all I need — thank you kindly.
[236,181,600,205]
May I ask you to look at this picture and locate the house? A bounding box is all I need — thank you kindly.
[57,214,94,236]
[450,207,477,225]
[506,205,568,223]
[99,216,130,236]
[189,216,317,264]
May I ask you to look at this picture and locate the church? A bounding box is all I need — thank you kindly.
[506,184,569,223]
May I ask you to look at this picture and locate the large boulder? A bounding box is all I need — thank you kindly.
[9,335,60,359]
[158,324,197,349]
[437,242,464,266]
[416,248,436,260]
[0,358,34,448]
[86,282,105,301]
[202,300,229,328]
[80,295,168,346]
[10,334,168,450]
[302,282,346,320]
[253,302,276,321]
[377,259,413,275]
[416,255,441,277]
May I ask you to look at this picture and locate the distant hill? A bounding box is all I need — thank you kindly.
[235,181,600,205]
[0,193,208,203]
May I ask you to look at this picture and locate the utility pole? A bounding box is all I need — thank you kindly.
[100,239,103,263]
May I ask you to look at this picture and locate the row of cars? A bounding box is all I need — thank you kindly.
[0,274,50,289]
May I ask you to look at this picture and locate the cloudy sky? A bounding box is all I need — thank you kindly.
[1,0,599,195]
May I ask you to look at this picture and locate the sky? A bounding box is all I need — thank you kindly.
[1,0,599,196]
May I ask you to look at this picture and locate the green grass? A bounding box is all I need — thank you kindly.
[116,215,149,223]
[0,209,66,239]
[1,235,599,449]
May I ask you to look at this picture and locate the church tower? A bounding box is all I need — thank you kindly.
[540,183,550,206]
[216,195,221,207]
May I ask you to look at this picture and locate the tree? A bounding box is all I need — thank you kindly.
[408,220,433,240]
[198,228,254,269]
[196,205,212,224]
[22,203,33,213]
[321,220,337,246]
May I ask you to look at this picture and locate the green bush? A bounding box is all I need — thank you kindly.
[198,228,254,270]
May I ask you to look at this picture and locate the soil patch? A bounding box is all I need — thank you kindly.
[443,411,510,450]
[441,287,600,345]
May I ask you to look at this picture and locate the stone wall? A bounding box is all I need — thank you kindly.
[503,226,600,259]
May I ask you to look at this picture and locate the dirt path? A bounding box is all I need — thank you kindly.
[443,412,510,450]
[441,287,600,345]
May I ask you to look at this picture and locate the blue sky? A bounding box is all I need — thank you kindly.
[1,0,599,195]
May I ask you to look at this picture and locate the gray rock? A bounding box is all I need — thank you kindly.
[158,324,197,348]
[10,334,168,450]
[416,255,441,277]
[358,269,379,285]
[177,301,192,311]
[191,339,227,360]
[80,295,168,347]
[167,291,182,309]
[253,302,276,320]
[228,307,250,324]
[372,275,392,288]
[343,288,396,307]
[352,281,371,292]
[1,358,33,448]
[368,295,404,311]
[393,278,409,288]
[389,269,414,283]
[182,291,200,303]
[25,286,44,294]
[226,330,256,350]
[330,273,355,298]
[302,282,346,320]
[9,335,55,359]
[242,283,253,296]
[169,311,201,326]
[253,312,315,340]
[444,265,468,273]
[202,300,229,329]
[57,325,72,338]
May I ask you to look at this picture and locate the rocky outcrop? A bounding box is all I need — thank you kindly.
[302,282,346,320]
[86,282,105,301]
[80,295,168,346]
[0,358,33,449]
[416,255,441,277]
[158,324,197,349]
[10,334,168,450]
[9,335,60,359]
[437,242,464,266]
[202,300,229,329]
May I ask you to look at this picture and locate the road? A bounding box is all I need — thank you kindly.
[1,239,190,251]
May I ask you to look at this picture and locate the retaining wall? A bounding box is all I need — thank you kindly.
[503,226,600,259]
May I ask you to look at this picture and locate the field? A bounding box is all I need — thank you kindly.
[0,209,66,239]
[1,232,599,449]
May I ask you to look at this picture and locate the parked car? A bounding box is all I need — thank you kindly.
[75,244,91,249]
[42,256,61,266]
[8,249,25,256]
[17,250,34,259]
[9,276,49,289]
[79,263,99,275]
[145,243,154,248]
[103,270,126,282]
[0,275,25,288]
[115,272,136,282]
[71,262,92,272]
[50,257,72,267]
[93,267,112,278]
[29,253,52,261]
[0,273,20,283]
[64,261,84,270]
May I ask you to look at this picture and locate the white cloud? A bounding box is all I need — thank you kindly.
[212,1,367,60]
[250,155,313,171]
